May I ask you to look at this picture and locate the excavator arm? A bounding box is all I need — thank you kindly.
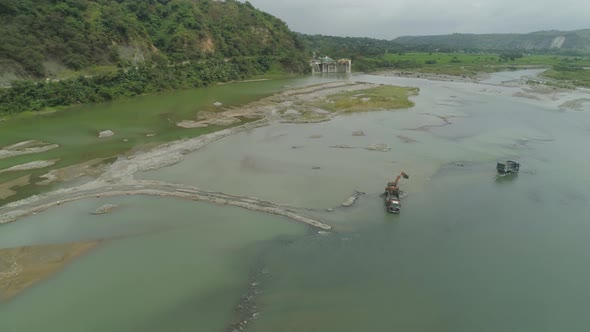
[391,174,402,187]
[391,171,409,186]
[386,171,409,193]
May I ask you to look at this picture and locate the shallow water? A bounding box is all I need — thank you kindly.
[141,71,584,212]
[0,197,305,331]
[143,71,590,331]
[1,71,590,331]
[0,73,345,203]
[254,167,590,332]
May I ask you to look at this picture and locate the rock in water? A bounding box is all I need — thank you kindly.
[352,130,365,136]
[92,204,118,215]
[213,101,223,107]
[209,117,241,126]
[98,130,115,138]
[397,135,417,143]
[176,120,209,128]
[330,144,355,149]
[366,143,390,152]
[341,196,358,207]
[341,191,365,207]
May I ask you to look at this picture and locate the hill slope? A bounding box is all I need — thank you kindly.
[394,30,590,53]
[0,0,307,80]
[299,34,405,58]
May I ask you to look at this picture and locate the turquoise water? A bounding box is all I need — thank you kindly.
[1,70,590,331]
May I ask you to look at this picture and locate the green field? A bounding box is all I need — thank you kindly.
[542,68,590,88]
[383,52,590,66]
[372,52,590,85]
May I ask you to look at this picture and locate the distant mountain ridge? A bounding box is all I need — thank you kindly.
[394,30,590,52]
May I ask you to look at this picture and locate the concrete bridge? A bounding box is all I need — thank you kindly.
[310,56,351,74]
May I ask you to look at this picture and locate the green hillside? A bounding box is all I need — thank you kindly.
[0,0,307,80]
[299,34,405,58]
[394,30,590,53]
[298,34,409,72]
[0,0,311,115]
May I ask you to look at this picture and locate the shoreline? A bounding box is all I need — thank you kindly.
[0,69,581,306]
[0,180,332,230]
[0,81,397,229]
[1,69,583,227]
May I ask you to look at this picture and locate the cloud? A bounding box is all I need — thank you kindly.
[246,0,589,39]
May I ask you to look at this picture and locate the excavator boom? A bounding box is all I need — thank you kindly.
[392,175,401,186]
[391,171,409,186]
[385,171,409,214]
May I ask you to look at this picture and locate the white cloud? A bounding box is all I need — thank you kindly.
[246,0,589,39]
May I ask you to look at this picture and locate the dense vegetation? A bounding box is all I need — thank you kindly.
[356,52,590,82]
[0,0,306,78]
[0,0,309,115]
[301,32,590,76]
[301,33,590,85]
[0,57,278,114]
[300,34,410,72]
[1,0,589,115]
[299,34,406,58]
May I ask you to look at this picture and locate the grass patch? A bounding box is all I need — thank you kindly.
[370,52,590,83]
[542,69,590,88]
[252,63,300,80]
[318,85,418,113]
[383,52,590,68]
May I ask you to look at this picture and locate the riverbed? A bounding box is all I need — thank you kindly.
[1,70,590,331]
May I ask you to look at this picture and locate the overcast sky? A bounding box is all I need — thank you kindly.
[246,0,589,39]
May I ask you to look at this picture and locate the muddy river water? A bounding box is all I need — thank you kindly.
[1,70,590,331]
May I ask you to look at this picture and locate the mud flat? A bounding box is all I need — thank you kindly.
[0,241,100,302]
[0,175,31,200]
[37,158,110,185]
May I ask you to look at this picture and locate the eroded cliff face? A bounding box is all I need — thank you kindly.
[0,60,27,87]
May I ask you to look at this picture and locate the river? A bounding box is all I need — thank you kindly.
[1,70,590,331]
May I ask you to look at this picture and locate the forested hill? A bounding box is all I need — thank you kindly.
[0,0,307,80]
[298,34,405,58]
[394,30,590,54]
